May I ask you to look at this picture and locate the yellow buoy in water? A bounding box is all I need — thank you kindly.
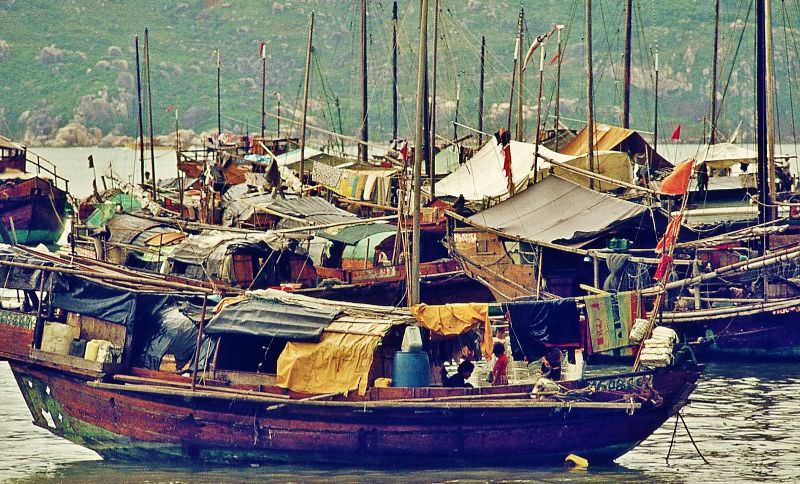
[564,453,589,468]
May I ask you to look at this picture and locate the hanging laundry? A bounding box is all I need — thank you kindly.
[312,161,343,188]
[584,291,642,354]
[502,299,581,361]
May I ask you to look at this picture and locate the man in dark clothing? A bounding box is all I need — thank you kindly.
[443,361,474,388]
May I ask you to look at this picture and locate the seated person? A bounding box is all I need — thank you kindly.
[443,361,474,388]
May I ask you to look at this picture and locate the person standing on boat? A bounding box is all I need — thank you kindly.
[697,163,709,195]
[373,246,390,268]
[443,361,475,388]
[491,342,509,386]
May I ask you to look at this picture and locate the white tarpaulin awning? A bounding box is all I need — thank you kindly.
[433,139,573,201]
[692,143,756,169]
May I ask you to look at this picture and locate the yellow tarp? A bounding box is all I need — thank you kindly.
[276,320,390,395]
[410,303,493,360]
[560,123,635,156]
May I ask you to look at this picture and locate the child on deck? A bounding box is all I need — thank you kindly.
[491,342,508,386]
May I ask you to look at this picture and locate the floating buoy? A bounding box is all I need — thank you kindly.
[564,453,589,468]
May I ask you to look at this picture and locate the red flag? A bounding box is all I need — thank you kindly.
[655,214,683,254]
[670,124,682,141]
[548,53,561,65]
[399,141,409,163]
[659,159,694,195]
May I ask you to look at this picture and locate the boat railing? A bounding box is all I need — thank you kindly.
[26,151,70,193]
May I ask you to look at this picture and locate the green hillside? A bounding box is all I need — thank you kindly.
[0,0,794,145]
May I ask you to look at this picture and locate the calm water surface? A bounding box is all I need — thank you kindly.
[1,361,799,483]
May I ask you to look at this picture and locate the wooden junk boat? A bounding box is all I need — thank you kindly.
[0,245,701,466]
[0,136,70,246]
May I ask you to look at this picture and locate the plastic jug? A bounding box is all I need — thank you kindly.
[400,326,423,352]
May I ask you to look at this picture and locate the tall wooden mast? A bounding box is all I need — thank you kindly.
[514,8,525,141]
[216,48,221,141]
[144,28,157,200]
[134,35,146,187]
[429,0,440,194]
[299,13,314,198]
[710,0,720,143]
[392,0,399,141]
[359,0,369,163]
[756,0,775,226]
[260,42,266,139]
[554,26,563,150]
[586,0,595,189]
[622,0,633,128]
[411,0,429,306]
[478,35,486,145]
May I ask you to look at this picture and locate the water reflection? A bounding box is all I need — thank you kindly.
[3,363,800,482]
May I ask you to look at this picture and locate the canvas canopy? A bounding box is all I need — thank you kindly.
[692,143,757,169]
[248,289,412,395]
[85,193,143,228]
[204,296,340,340]
[169,231,280,266]
[433,138,573,201]
[467,176,651,246]
[560,123,671,170]
[316,222,395,246]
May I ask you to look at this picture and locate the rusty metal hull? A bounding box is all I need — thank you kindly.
[9,362,699,467]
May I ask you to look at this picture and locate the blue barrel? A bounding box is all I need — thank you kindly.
[392,351,431,387]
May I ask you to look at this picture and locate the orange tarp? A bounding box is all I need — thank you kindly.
[411,303,493,360]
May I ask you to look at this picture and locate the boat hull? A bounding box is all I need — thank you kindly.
[0,178,68,246]
[9,361,698,467]
[662,298,800,359]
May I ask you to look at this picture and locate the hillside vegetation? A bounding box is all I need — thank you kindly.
[0,0,794,146]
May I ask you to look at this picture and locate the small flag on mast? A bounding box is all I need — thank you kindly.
[670,124,682,141]
[260,42,266,60]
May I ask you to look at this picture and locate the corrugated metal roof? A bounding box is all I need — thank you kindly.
[223,194,357,228]
[107,214,177,245]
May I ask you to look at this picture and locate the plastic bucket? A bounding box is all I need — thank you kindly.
[392,351,431,387]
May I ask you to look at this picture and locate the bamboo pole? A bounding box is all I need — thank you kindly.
[0,259,213,294]
[532,43,545,183]
[191,295,208,391]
